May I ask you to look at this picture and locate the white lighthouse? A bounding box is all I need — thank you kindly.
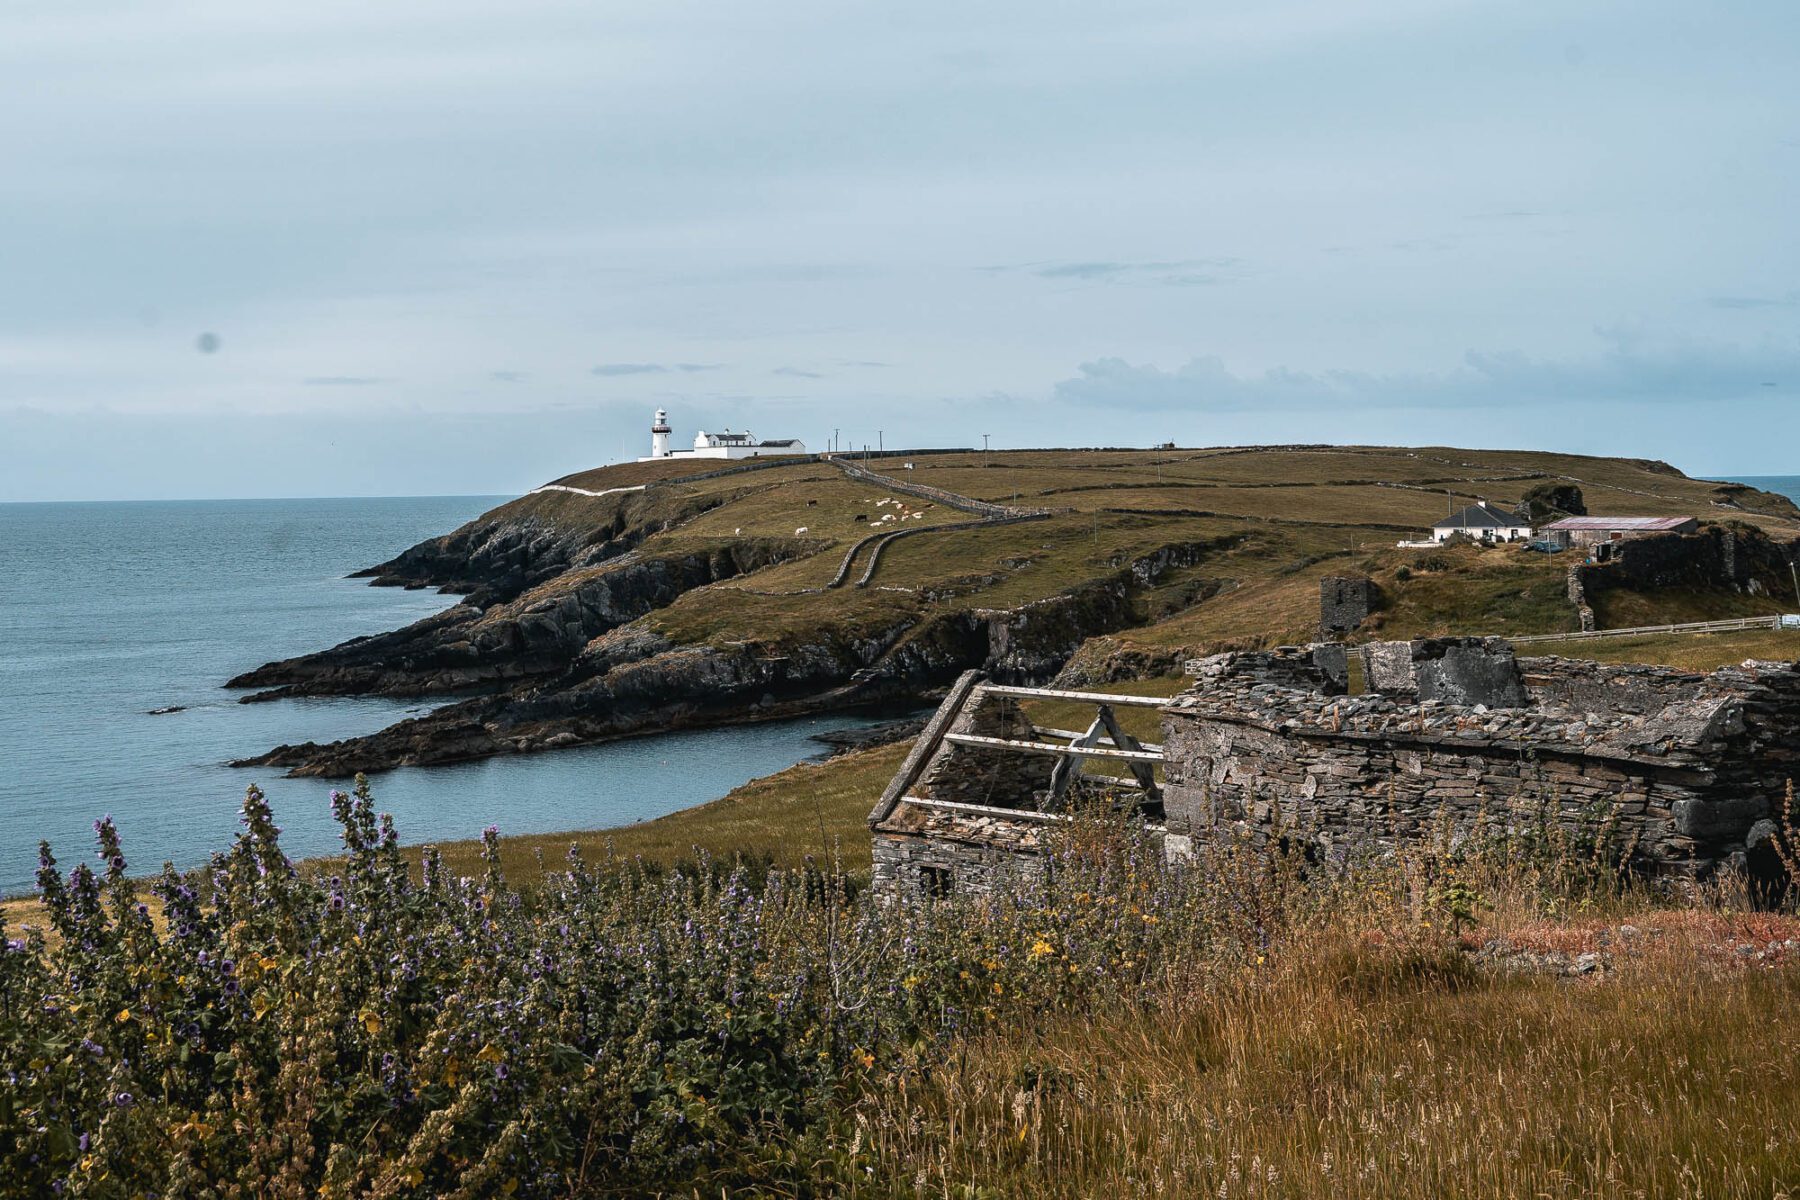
[650,408,672,458]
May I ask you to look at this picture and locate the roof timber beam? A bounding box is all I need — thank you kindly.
[1031,726,1165,754]
[977,684,1171,708]
[943,732,1164,764]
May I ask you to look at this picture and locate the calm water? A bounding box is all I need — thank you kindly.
[0,498,887,895]
[1734,476,1800,505]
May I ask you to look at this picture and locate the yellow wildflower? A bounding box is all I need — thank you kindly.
[115,1008,131,1024]
[1027,939,1055,961]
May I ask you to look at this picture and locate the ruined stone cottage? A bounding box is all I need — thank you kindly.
[870,639,1800,902]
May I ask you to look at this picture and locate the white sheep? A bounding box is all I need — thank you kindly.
[795,526,809,535]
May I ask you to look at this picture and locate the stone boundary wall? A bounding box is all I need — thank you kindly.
[831,460,1052,519]
[856,514,1051,587]
[659,454,824,487]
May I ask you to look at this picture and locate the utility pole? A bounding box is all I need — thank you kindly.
[1790,559,1800,612]
[982,432,990,469]
[878,430,883,454]
[833,427,839,455]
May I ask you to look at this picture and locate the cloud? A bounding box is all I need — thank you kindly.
[590,362,726,376]
[301,376,388,386]
[982,259,1241,287]
[1710,293,1799,311]
[591,363,667,377]
[1050,333,1800,413]
[772,366,824,379]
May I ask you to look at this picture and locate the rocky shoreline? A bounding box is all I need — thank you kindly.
[226,483,1225,777]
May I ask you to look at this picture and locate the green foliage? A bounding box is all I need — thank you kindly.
[0,781,1308,1197]
[1,777,1786,1197]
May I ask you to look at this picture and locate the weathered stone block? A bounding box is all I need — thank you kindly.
[1361,641,1417,696]
[1671,796,1768,839]
[1415,640,1527,708]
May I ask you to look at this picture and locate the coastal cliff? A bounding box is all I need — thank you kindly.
[229,448,1800,777]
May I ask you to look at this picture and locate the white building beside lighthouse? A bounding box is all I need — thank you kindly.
[637,409,807,462]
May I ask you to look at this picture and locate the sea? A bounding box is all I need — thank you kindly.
[0,497,896,896]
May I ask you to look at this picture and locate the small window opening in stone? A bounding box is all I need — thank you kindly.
[920,865,953,898]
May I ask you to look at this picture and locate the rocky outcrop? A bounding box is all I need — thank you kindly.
[351,489,726,602]
[1572,522,1800,602]
[229,541,811,701]
[235,536,1232,777]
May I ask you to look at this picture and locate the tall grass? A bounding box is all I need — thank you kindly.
[3,781,1796,1198]
[848,934,1800,1199]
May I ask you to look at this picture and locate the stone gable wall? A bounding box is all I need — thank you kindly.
[914,688,1056,809]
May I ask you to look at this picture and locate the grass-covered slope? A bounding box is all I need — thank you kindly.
[231,446,1800,774]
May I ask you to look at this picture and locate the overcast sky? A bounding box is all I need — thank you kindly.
[3,0,1797,500]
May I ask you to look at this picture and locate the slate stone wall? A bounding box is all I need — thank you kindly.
[1164,643,1800,884]
[871,832,1046,901]
[914,688,1056,809]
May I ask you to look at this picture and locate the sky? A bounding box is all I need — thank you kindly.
[2,0,1798,501]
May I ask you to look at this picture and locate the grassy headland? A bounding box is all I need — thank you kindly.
[227,445,1800,778]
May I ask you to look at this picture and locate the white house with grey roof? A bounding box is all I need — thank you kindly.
[1429,502,1533,544]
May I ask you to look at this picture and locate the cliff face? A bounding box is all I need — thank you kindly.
[351,488,725,601]
[229,540,808,701]
[230,448,1800,778]
[231,518,1218,776]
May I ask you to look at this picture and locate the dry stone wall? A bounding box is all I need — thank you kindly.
[871,825,1048,900]
[1165,639,1800,884]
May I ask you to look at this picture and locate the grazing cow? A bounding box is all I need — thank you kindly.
[853,514,867,523]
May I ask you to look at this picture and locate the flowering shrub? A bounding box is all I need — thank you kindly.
[1,781,1313,1198]
[1,773,1670,1197]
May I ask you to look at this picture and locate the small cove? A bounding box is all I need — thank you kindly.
[0,497,891,894]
